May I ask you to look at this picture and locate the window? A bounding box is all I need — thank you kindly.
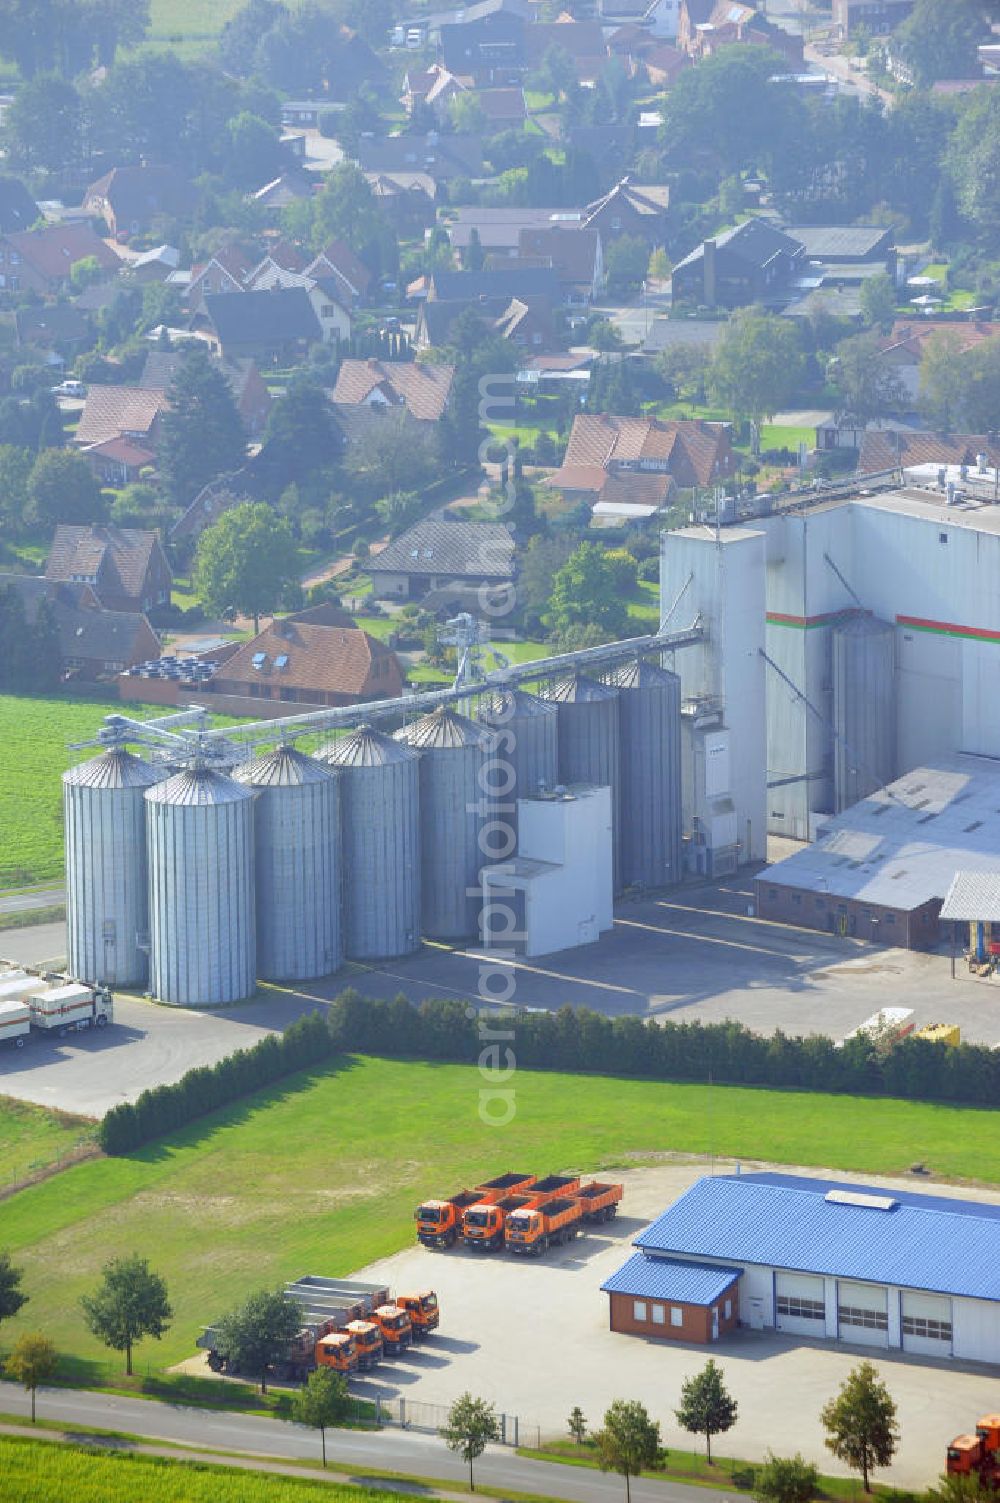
[939,533,948,544]
[902,1315,952,1342]
[724,1299,732,1319]
[651,1304,665,1325]
[838,1303,888,1332]
[776,1295,825,1321]
[792,893,801,905]
[633,1300,647,1322]
[769,888,777,899]
[670,1307,683,1328]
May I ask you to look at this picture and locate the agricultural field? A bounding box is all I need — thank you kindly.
[0,1096,96,1190]
[2,1056,1000,1378]
[0,1437,401,1503]
[0,695,158,889]
[146,0,243,56]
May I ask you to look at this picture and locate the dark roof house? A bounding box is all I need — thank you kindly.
[45,525,172,616]
[368,516,515,599]
[583,179,670,246]
[671,217,805,308]
[0,574,160,679]
[357,133,487,182]
[83,164,199,242]
[200,287,322,362]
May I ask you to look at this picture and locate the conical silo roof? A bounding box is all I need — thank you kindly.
[606,659,679,691]
[64,747,160,790]
[395,704,489,750]
[234,744,336,787]
[544,672,618,704]
[145,765,253,806]
[317,724,418,767]
[478,687,556,725]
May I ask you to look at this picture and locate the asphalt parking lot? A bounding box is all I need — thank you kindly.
[4,878,1000,1115]
[331,1161,1000,1490]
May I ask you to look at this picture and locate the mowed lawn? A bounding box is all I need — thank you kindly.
[147,0,243,46]
[0,1437,402,1503]
[0,694,145,888]
[0,1096,96,1187]
[3,1056,1000,1377]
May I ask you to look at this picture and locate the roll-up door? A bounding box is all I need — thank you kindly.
[837,1281,888,1348]
[901,1292,952,1357]
[775,1273,827,1337]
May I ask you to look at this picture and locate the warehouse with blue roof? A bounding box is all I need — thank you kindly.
[600,1173,1000,1364]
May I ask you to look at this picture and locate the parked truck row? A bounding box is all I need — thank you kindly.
[416,1171,624,1255]
[0,963,113,1047]
[197,1276,440,1383]
[948,1415,1000,1488]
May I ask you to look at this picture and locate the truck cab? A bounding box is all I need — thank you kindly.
[948,1436,984,1474]
[415,1191,483,1248]
[343,1319,383,1368]
[396,1291,438,1336]
[316,1332,358,1374]
[372,1304,412,1353]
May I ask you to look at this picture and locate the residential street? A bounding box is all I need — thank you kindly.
[0,1383,716,1503]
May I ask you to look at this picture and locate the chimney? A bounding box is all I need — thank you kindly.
[703,237,717,307]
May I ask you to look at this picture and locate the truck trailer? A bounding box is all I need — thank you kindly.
[0,972,113,1047]
[575,1181,623,1221]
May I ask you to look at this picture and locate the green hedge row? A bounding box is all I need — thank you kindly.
[327,990,1000,1108]
[98,1011,334,1154]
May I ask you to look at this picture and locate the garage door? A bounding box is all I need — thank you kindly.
[775,1273,827,1337]
[901,1292,952,1357]
[837,1281,888,1348]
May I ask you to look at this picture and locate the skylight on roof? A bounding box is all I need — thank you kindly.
[825,1189,897,1212]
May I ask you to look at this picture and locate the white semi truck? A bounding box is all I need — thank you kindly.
[0,966,113,1048]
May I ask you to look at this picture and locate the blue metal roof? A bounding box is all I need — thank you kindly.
[634,1175,1000,1302]
[602,1253,742,1306]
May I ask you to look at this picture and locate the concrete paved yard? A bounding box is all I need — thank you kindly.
[341,1161,1000,1491]
[2,876,999,1114]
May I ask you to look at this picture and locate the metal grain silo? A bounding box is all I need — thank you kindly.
[145,766,256,1006]
[233,746,341,982]
[543,673,622,891]
[832,614,896,812]
[317,727,420,960]
[605,658,682,890]
[477,688,558,816]
[395,706,492,941]
[63,748,160,987]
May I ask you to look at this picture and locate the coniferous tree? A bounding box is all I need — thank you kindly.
[158,345,246,504]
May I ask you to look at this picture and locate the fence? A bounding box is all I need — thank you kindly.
[374,1395,541,1448]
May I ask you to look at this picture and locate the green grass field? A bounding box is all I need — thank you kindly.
[147,0,243,54]
[0,1097,96,1190]
[0,1436,402,1503]
[0,695,175,889]
[4,1056,1000,1379]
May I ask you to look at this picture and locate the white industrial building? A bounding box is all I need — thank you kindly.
[660,476,1000,873]
[481,784,614,956]
[605,1173,1000,1365]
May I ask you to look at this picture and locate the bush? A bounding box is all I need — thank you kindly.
[732,1468,756,1490]
[99,1011,335,1154]
[753,1453,818,1503]
[637,556,660,583]
[323,991,1000,1111]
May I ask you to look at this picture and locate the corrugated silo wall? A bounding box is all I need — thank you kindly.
[235,752,342,982]
[63,751,159,986]
[832,615,897,812]
[550,684,622,892]
[613,665,683,889]
[337,757,421,960]
[146,777,256,1006]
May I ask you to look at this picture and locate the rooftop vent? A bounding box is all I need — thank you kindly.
[825,1190,897,1211]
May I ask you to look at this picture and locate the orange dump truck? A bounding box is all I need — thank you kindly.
[371,1303,413,1354]
[316,1331,358,1375]
[506,1195,583,1255]
[396,1290,439,1337]
[575,1181,624,1222]
[341,1319,383,1369]
[462,1192,544,1251]
[416,1173,535,1248]
[948,1416,1000,1484]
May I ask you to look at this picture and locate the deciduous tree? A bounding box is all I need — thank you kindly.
[831,332,904,431]
[820,1361,898,1494]
[896,0,986,88]
[293,1366,349,1467]
[4,1333,58,1423]
[215,1287,302,1394]
[80,1255,172,1377]
[194,501,299,631]
[594,1398,663,1503]
[441,1392,500,1491]
[709,308,804,455]
[549,542,630,641]
[568,1406,588,1444]
[675,1358,738,1464]
[27,449,106,529]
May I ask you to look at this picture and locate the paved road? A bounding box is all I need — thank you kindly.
[0,1383,715,1503]
[0,887,64,916]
